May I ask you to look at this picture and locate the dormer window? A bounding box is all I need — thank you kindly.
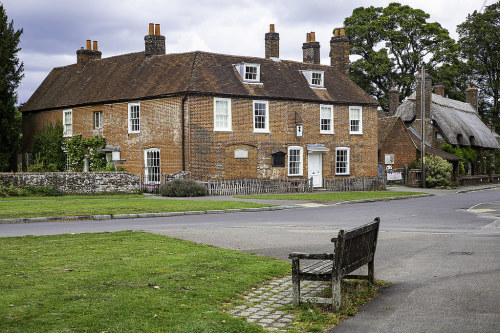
[235,63,261,83]
[301,70,324,88]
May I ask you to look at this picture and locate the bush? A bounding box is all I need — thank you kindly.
[159,179,208,197]
[424,155,452,188]
[30,121,66,171]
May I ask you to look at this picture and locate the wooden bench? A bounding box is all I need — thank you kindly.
[288,217,380,311]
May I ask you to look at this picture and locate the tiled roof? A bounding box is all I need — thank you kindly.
[22,51,377,112]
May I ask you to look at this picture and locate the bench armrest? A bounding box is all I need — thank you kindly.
[288,252,334,260]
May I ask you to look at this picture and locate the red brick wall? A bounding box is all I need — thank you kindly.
[379,121,418,169]
[23,95,379,181]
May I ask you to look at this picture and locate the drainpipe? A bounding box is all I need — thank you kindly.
[181,94,187,171]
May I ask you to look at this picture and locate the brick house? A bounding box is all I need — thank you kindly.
[21,24,379,187]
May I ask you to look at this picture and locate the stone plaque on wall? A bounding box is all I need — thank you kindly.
[234,149,248,159]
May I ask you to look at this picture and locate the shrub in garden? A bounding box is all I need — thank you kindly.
[0,185,62,197]
[424,155,452,188]
[159,179,208,197]
[30,121,66,171]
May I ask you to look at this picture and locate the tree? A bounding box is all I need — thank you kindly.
[457,2,500,127]
[344,2,457,111]
[0,4,23,171]
[31,121,66,171]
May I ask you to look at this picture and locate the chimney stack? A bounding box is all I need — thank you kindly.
[330,28,350,74]
[265,24,279,58]
[415,71,432,120]
[77,39,102,67]
[434,83,445,97]
[145,23,166,56]
[302,32,320,64]
[465,85,478,111]
[388,86,400,116]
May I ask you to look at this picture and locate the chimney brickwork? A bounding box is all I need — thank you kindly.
[415,72,434,145]
[76,39,102,67]
[330,28,350,74]
[465,85,479,111]
[145,23,166,56]
[265,24,279,58]
[388,86,400,116]
[302,32,320,64]
[434,83,445,97]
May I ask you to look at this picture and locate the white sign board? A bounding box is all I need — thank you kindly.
[234,149,248,159]
[387,171,402,180]
[385,154,394,165]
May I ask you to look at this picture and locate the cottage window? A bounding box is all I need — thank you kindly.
[128,103,140,133]
[301,70,324,88]
[244,64,260,82]
[63,109,72,137]
[335,147,350,175]
[214,98,232,131]
[288,146,303,176]
[144,148,161,185]
[320,105,334,134]
[349,106,362,134]
[253,100,269,133]
[94,111,103,129]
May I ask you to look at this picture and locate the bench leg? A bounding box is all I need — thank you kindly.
[368,259,375,284]
[291,259,300,306]
[332,275,341,312]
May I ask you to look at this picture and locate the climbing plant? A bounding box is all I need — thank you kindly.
[64,135,106,171]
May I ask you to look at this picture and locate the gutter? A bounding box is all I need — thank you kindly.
[181,94,187,171]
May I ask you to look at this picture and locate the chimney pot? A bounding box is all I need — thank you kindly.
[149,23,154,35]
[86,40,91,50]
[269,24,275,33]
[310,32,316,42]
[93,41,98,51]
[155,24,160,35]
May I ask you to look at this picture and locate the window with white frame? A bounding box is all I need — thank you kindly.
[349,106,362,134]
[244,64,260,82]
[253,100,269,133]
[144,149,161,184]
[128,103,140,133]
[63,109,72,137]
[301,70,324,88]
[320,105,334,134]
[335,147,350,175]
[214,97,232,131]
[288,146,303,176]
[94,111,103,129]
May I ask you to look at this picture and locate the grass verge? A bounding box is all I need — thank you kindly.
[0,231,289,332]
[0,195,272,219]
[235,191,425,201]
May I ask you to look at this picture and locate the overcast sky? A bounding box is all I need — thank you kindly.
[2,0,493,104]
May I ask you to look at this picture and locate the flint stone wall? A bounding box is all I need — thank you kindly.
[0,172,140,194]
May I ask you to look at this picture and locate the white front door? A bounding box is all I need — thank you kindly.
[308,152,322,188]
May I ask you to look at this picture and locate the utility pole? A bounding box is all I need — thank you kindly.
[420,65,426,188]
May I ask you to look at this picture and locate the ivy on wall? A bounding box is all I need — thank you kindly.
[64,135,107,172]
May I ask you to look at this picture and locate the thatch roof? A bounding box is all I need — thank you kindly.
[407,127,461,161]
[396,93,499,149]
[22,51,377,113]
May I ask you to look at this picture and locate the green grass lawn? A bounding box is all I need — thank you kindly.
[235,191,425,201]
[0,195,272,219]
[0,231,289,332]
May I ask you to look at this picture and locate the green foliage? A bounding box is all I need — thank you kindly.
[159,178,208,197]
[64,135,106,171]
[0,5,24,171]
[0,184,62,197]
[495,150,500,173]
[457,2,500,124]
[30,121,65,171]
[424,155,452,188]
[441,143,478,175]
[476,150,495,175]
[344,2,458,111]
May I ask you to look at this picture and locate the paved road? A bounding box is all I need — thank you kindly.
[1,188,499,332]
